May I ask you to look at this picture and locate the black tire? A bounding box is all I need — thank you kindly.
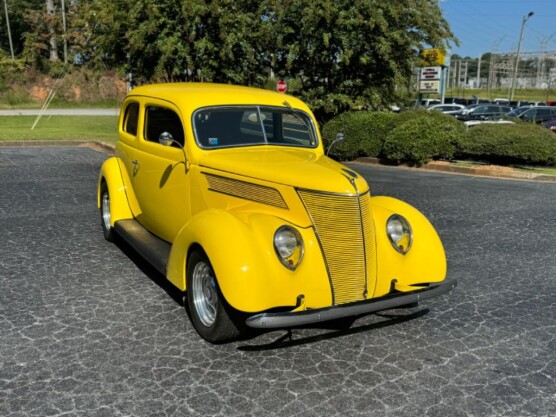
[186,250,244,344]
[99,181,115,242]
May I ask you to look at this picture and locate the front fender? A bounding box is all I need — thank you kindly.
[166,210,332,312]
[371,196,447,298]
[97,157,133,225]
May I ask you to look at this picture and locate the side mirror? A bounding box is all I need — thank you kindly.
[158,131,174,147]
[326,131,345,156]
[158,131,190,171]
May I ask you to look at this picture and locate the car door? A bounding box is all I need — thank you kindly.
[116,100,142,216]
[131,101,191,243]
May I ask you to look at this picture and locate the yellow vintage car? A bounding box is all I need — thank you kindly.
[98,83,456,343]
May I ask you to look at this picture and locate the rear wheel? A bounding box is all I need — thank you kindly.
[186,250,244,344]
[100,181,115,242]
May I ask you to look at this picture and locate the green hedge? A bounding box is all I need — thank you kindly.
[321,111,397,160]
[458,123,556,166]
[322,109,556,166]
[382,110,465,164]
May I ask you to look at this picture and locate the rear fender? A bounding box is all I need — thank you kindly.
[97,157,133,225]
[371,196,447,298]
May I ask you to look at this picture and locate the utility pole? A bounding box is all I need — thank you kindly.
[476,56,482,88]
[3,0,14,60]
[509,11,534,101]
[61,0,67,64]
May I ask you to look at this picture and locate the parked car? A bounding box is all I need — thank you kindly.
[517,106,556,124]
[98,83,455,343]
[464,120,516,128]
[427,104,465,114]
[507,106,532,118]
[444,97,471,106]
[414,98,441,108]
[547,100,556,107]
[455,104,512,121]
[542,118,556,133]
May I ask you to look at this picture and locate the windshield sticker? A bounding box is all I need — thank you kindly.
[208,137,219,145]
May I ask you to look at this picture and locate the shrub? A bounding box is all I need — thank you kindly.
[321,111,397,160]
[458,123,556,166]
[382,111,465,164]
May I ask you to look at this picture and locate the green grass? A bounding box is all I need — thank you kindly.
[444,88,556,103]
[0,116,118,143]
[450,160,556,176]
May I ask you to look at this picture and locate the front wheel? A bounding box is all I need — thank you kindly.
[186,250,244,344]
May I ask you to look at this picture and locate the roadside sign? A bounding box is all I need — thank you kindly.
[420,66,442,80]
[419,80,441,94]
[276,79,287,93]
[419,66,442,94]
[422,49,446,66]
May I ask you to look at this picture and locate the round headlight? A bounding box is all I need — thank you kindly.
[274,226,304,270]
[386,214,412,254]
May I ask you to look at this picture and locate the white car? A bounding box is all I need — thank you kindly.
[464,120,516,128]
[427,104,465,114]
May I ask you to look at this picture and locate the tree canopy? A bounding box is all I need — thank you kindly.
[2,0,456,121]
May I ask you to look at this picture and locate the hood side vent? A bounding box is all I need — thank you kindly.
[203,173,288,209]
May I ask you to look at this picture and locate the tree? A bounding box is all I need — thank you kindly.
[0,0,42,57]
[84,0,456,121]
[261,0,455,120]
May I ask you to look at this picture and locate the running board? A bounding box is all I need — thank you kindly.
[114,219,171,275]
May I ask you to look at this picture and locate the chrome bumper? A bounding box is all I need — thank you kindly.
[245,279,457,329]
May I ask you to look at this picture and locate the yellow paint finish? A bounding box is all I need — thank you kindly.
[167,210,333,312]
[197,147,368,195]
[97,157,133,225]
[370,196,447,298]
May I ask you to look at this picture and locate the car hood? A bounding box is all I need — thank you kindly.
[198,147,369,195]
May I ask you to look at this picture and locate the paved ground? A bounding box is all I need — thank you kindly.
[0,147,554,417]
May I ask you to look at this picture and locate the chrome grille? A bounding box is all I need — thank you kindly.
[204,173,287,209]
[297,190,376,305]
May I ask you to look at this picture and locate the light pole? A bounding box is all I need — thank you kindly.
[509,11,534,101]
[3,0,14,60]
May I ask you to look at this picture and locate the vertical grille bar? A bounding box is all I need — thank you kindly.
[298,190,376,305]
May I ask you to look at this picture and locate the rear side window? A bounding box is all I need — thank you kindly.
[123,102,139,136]
[144,106,185,147]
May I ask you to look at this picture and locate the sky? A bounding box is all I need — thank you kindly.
[439,0,556,58]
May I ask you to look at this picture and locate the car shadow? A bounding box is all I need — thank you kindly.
[113,235,429,349]
[114,235,185,307]
[237,309,429,351]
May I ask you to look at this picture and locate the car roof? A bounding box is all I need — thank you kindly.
[127,83,312,114]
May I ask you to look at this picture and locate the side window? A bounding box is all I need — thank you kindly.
[144,106,185,147]
[123,102,139,136]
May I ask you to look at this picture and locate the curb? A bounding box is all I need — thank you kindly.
[353,157,556,183]
[1,140,554,183]
[0,140,116,154]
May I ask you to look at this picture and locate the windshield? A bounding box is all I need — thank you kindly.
[193,106,318,149]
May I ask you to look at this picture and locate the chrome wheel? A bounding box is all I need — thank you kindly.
[101,191,111,232]
[192,261,218,327]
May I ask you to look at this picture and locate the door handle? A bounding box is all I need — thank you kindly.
[132,160,139,166]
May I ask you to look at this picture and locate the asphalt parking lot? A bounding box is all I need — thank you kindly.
[1,146,554,417]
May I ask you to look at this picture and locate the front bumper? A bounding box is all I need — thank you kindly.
[245,279,457,329]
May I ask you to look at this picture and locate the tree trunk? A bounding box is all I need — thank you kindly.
[45,0,59,61]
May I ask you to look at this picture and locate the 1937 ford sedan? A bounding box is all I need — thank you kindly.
[98,83,456,343]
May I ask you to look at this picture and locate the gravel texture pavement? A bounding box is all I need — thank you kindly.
[0,146,554,417]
